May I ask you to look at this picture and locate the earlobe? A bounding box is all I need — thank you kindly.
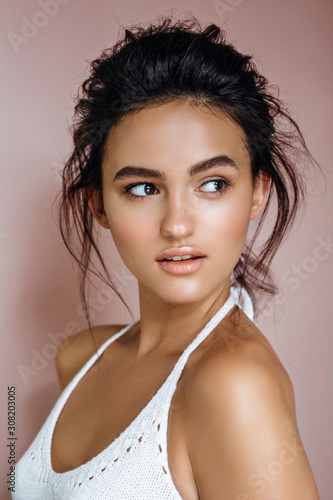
[86,188,110,229]
[250,173,271,220]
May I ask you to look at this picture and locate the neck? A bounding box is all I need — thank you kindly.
[133,280,231,358]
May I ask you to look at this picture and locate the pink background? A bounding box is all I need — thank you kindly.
[2,0,332,498]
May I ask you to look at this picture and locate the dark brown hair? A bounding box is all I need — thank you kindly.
[58,15,319,326]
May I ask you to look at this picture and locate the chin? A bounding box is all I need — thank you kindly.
[144,279,227,307]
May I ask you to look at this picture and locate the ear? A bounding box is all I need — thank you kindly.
[84,188,110,229]
[250,172,271,220]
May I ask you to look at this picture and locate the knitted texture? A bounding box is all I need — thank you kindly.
[13,287,254,500]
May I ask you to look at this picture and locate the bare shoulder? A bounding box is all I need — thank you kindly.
[55,324,127,391]
[181,310,319,499]
[187,310,296,425]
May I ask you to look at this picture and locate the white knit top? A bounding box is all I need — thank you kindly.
[13,287,254,500]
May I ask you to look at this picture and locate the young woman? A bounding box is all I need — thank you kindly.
[14,17,320,499]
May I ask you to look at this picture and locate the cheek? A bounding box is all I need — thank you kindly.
[203,195,252,246]
[226,206,251,241]
[202,202,251,274]
[109,218,136,251]
[107,207,154,257]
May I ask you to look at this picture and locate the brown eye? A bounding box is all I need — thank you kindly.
[125,182,159,198]
[200,178,231,193]
[143,184,156,195]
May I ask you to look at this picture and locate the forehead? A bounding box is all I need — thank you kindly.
[103,100,249,171]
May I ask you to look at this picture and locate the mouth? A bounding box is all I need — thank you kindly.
[163,255,201,262]
[156,247,206,275]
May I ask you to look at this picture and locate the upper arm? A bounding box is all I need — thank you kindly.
[183,347,319,500]
[55,324,125,391]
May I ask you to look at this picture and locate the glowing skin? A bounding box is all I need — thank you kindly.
[88,100,270,353]
[54,102,319,500]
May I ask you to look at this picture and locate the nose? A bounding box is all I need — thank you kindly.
[160,193,195,240]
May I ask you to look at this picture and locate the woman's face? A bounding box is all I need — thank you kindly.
[90,100,269,306]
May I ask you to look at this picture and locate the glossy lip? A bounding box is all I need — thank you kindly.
[156,246,206,261]
[156,247,206,275]
[157,257,205,275]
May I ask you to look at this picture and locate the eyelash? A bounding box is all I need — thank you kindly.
[122,178,233,200]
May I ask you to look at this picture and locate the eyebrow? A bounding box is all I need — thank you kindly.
[112,154,239,181]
